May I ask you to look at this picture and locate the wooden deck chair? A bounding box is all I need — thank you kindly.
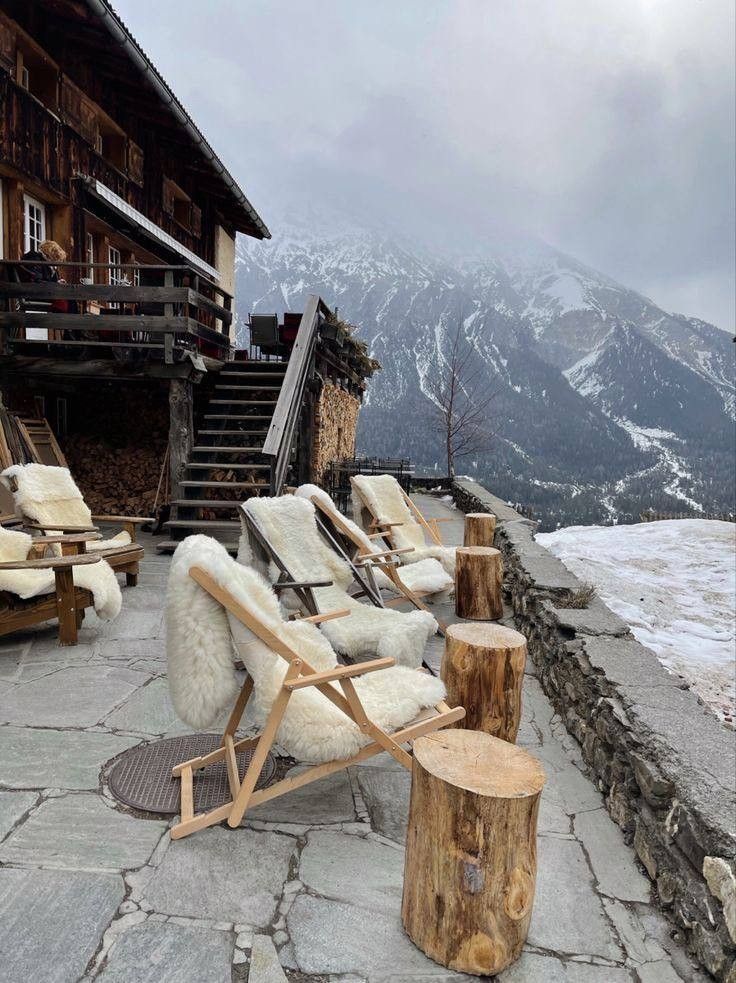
[350,474,456,576]
[239,495,439,669]
[1,463,147,586]
[294,484,452,633]
[165,536,464,840]
[0,526,121,645]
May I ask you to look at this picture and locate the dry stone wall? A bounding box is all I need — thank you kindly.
[452,477,736,980]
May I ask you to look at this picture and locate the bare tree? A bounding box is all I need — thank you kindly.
[428,319,498,480]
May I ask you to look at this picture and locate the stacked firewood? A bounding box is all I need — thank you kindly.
[64,436,167,516]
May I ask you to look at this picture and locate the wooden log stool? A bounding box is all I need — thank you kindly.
[463,512,497,547]
[455,546,503,620]
[402,729,545,976]
[441,623,526,741]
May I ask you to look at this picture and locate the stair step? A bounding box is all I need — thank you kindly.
[198,429,269,436]
[157,539,238,555]
[214,385,281,391]
[186,462,270,471]
[164,519,241,531]
[192,445,264,453]
[209,400,278,406]
[220,370,286,378]
[203,415,272,421]
[172,499,243,509]
[181,480,268,489]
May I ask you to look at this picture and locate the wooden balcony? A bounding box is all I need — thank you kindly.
[0,261,233,370]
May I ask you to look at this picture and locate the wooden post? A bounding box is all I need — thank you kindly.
[402,729,545,976]
[464,512,496,547]
[455,546,503,620]
[441,623,526,741]
[168,378,193,503]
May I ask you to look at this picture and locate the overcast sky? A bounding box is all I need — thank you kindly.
[116,0,735,329]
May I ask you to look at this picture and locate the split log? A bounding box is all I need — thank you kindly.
[463,512,497,547]
[455,546,503,620]
[441,622,526,741]
[402,729,545,976]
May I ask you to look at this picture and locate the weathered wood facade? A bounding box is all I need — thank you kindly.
[0,2,377,543]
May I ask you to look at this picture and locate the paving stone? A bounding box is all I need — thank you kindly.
[94,609,164,641]
[537,788,572,836]
[637,961,684,982]
[0,867,123,983]
[21,640,97,663]
[97,920,232,982]
[0,726,140,789]
[299,829,403,912]
[574,809,651,902]
[0,789,36,839]
[533,743,604,814]
[103,677,181,735]
[248,766,355,824]
[144,826,295,924]
[354,767,411,843]
[602,899,668,964]
[0,793,166,871]
[0,665,147,727]
[497,951,631,981]
[287,894,453,978]
[528,837,622,961]
[249,934,288,983]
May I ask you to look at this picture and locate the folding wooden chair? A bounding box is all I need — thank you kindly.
[170,564,464,840]
[350,474,456,574]
[296,484,450,633]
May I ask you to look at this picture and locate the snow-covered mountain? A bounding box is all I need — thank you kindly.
[235,211,735,529]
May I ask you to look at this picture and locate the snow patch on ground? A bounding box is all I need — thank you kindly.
[538,520,736,722]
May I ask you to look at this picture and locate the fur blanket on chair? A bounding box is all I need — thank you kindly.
[239,495,438,669]
[0,527,122,619]
[351,474,456,575]
[0,464,131,550]
[165,535,446,761]
[295,484,453,597]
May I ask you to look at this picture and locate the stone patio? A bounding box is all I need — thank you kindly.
[0,500,709,982]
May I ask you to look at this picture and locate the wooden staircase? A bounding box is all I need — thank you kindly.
[159,361,287,551]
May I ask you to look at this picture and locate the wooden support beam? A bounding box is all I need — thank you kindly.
[168,377,193,503]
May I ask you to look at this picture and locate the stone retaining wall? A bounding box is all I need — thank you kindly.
[452,477,736,980]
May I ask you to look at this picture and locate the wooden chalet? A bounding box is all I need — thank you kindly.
[0,0,376,550]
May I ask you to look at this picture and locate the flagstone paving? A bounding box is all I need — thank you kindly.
[0,513,710,982]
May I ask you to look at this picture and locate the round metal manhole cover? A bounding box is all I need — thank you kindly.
[107,733,278,815]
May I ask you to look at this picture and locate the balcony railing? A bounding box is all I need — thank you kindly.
[0,261,233,364]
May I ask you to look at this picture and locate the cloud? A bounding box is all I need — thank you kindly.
[115,0,735,328]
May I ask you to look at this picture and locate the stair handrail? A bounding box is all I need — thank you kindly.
[261,294,324,493]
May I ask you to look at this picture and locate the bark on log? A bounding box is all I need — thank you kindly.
[402,729,545,976]
[441,623,526,741]
[455,546,503,620]
[463,512,497,547]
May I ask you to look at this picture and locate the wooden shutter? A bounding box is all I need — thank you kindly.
[190,203,202,237]
[79,97,98,145]
[127,140,144,185]
[60,77,82,130]
[162,178,175,217]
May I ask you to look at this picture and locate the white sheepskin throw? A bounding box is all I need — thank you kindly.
[239,495,438,668]
[295,484,453,597]
[0,526,121,620]
[166,534,446,763]
[351,474,456,575]
[0,464,131,551]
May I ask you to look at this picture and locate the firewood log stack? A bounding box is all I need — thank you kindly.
[64,435,166,516]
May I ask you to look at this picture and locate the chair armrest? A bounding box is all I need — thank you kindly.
[355,557,398,569]
[429,517,453,523]
[26,522,99,534]
[367,546,414,558]
[295,608,351,625]
[30,532,102,547]
[91,515,152,524]
[0,553,101,571]
[283,656,395,690]
[273,579,333,592]
[377,521,404,528]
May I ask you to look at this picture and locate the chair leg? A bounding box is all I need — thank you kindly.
[54,568,78,646]
[126,570,138,587]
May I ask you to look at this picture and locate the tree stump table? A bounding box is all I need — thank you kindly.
[455,546,503,620]
[441,623,527,741]
[463,512,497,547]
[402,729,545,976]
